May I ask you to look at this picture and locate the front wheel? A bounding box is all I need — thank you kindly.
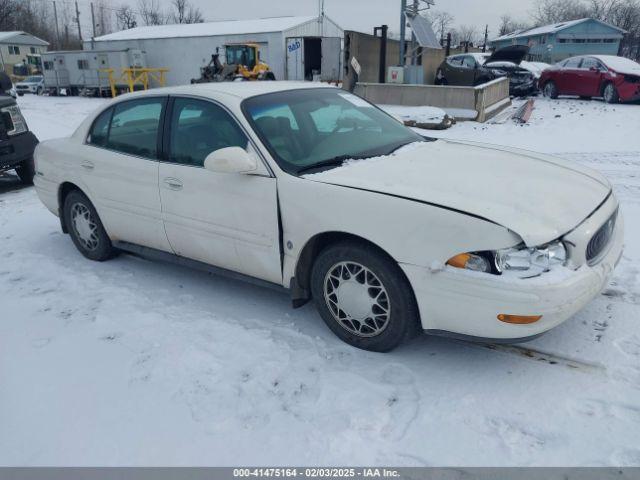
[63,190,115,261]
[310,241,419,352]
[603,83,619,104]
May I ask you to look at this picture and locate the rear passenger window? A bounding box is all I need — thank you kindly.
[564,57,583,69]
[87,108,112,147]
[107,98,165,158]
[169,98,248,167]
[581,58,603,70]
[447,56,463,67]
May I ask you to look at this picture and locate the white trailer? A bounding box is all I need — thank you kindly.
[42,49,146,96]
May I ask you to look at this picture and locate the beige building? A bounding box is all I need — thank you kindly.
[0,31,49,74]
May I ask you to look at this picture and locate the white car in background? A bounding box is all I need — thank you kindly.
[33,83,623,351]
[15,75,44,96]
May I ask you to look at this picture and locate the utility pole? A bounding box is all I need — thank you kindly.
[374,25,388,83]
[411,0,419,65]
[53,1,61,50]
[75,1,82,42]
[91,2,97,38]
[483,24,489,52]
[399,0,407,66]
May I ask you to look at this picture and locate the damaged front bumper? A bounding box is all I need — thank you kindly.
[402,194,624,341]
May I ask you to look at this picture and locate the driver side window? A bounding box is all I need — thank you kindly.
[169,98,248,167]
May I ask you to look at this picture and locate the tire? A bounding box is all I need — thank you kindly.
[603,83,619,104]
[17,92,24,97]
[543,81,558,99]
[63,190,115,262]
[15,157,35,185]
[310,241,419,352]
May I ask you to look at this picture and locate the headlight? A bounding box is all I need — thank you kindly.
[447,241,567,279]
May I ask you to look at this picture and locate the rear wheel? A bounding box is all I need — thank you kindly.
[603,83,619,104]
[543,81,558,99]
[310,241,419,352]
[63,190,115,261]
[15,157,35,185]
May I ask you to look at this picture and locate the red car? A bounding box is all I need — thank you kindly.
[539,55,640,103]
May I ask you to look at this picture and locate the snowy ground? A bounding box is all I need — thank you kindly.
[1,94,640,466]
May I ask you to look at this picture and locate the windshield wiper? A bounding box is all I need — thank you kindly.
[296,154,370,175]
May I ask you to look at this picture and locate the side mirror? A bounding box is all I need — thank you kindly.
[204,146,257,174]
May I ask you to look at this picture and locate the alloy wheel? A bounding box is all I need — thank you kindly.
[71,202,100,251]
[323,261,390,338]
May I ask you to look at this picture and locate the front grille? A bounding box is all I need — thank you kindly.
[586,209,618,265]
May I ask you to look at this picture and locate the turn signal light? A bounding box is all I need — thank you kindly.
[447,253,471,269]
[497,314,543,324]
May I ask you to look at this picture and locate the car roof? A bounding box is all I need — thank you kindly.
[118,81,337,101]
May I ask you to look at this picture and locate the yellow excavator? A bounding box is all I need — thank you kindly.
[191,43,275,83]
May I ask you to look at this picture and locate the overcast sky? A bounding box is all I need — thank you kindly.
[188,0,536,39]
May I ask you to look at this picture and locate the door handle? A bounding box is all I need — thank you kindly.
[163,177,183,190]
[80,161,94,171]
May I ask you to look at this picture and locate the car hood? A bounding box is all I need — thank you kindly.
[303,140,611,247]
[485,45,529,65]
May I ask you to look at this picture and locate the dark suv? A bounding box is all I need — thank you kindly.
[1,73,39,184]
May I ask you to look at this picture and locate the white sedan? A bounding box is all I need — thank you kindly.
[33,82,623,351]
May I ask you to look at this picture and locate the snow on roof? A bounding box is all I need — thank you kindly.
[492,18,625,43]
[93,16,319,42]
[0,31,49,45]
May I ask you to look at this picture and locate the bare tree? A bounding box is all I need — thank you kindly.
[498,14,529,36]
[458,24,479,49]
[116,5,137,30]
[138,0,166,26]
[169,0,204,24]
[94,0,113,36]
[428,10,455,44]
[532,0,591,25]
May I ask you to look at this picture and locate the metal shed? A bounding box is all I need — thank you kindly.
[490,18,625,63]
[86,15,344,86]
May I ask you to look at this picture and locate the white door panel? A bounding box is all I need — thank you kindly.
[321,37,342,81]
[79,145,170,252]
[286,37,304,81]
[159,164,281,283]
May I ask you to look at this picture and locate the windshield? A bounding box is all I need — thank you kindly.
[242,88,424,174]
[25,76,42,82]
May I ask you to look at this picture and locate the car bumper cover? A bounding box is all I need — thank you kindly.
[0,131,38,171]
[402,208,624,341]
